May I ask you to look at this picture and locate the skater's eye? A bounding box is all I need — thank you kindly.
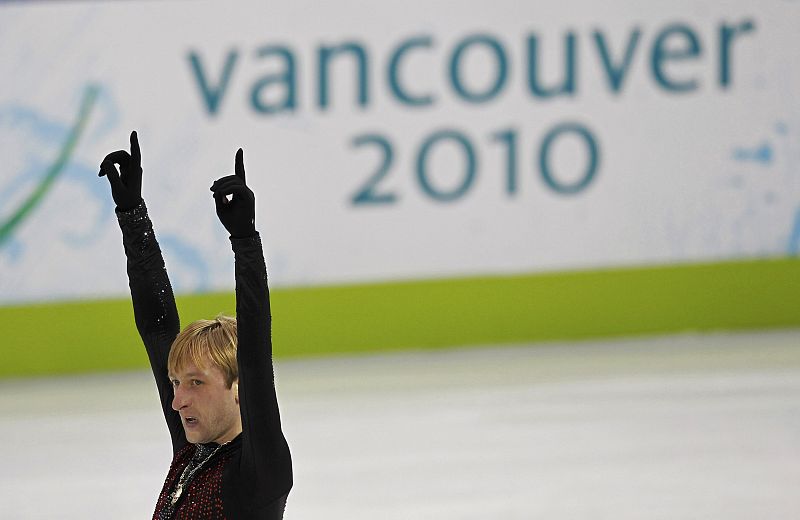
[191,379,203,386]
[171,379,180,387]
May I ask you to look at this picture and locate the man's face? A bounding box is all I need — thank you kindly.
[169,358,241,445]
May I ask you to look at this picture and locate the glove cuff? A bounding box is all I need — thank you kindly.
[115,199,148,227]
[230,231,261,249]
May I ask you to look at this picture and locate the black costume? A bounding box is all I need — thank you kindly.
[117,201,292,519]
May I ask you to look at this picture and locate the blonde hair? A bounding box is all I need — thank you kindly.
[167,315,238,388]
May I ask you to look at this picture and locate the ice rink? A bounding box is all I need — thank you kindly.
[2,329,799,519]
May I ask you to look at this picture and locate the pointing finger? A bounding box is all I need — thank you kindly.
[235,148,245,184]
[130,131,141,167]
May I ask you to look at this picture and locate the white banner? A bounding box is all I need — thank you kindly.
[1,0,798,304]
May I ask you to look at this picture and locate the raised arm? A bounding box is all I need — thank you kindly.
[211,149,293,500]
[100,131,185,453]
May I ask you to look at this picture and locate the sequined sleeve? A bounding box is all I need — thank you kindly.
[117,201,185,454]
[230,233,293,502]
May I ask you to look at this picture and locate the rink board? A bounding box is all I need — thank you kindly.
[2,256,799,378]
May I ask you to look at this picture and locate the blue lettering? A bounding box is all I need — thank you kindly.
[594,29,641,93]
[527,33,577,98]
[539,123,599,194]
[449,35,509,103]
[188,49,239,116]
[250,46,297,114]
[388,36,435,106]
[719,19,755,88]
[651,24,702,92]
[318,42,370,110]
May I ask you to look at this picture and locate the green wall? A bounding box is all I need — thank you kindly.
[2,257,799,378]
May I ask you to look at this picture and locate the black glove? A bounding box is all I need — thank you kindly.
[98,131,143,211]
[210,148,256,238]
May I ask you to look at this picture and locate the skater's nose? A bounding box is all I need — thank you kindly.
[172,383,190,411]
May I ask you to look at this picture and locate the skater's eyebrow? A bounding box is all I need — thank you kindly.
[168,371,205,379]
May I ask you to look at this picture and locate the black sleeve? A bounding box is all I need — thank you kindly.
[117,201,185,454]
[231,233,293,500]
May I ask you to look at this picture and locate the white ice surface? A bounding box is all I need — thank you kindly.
[1,330,799,519]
